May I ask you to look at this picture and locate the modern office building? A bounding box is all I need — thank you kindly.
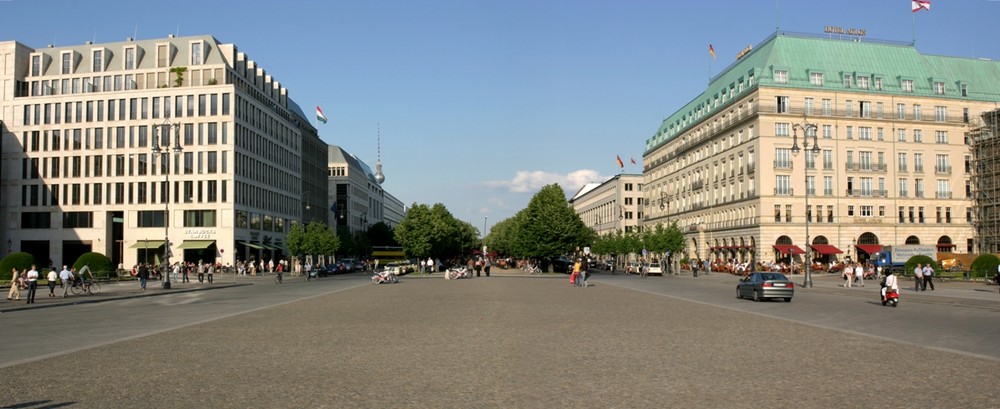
[570,173,644,236]
[642,31,1000,266]
[0,34,322,269]
[382,191,405,229]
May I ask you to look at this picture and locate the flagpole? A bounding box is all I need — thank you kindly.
[911,10,916,46]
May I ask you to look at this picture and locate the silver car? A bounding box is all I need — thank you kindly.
[736,272,794,302]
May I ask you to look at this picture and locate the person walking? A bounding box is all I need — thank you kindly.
[7,267,22,301]
[24,265,39,304]
[844,263,853,288]
[137,263,149,290]
[854,263,864,287]
[580,258,589,287]
[59,265,74,297]
[196,261,205,283]
[913,263,924,291]
[922,263,935,291]
[484,257,492,277]
[692,259,700,277]
[46,269,58,297]
[207,263,215,284]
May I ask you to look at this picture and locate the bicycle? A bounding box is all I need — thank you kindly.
[69,279,102,295]
[524,264,542,275]
[275,272,283,284]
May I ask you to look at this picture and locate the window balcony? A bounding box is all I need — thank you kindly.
[774,187,793,196]
[936,191,953,199]
[774,160,792,170]
[935,165,952,175]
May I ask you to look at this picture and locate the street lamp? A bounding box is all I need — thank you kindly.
[152,119,182,289]
[790,116,820,288]
[657,192,668,211]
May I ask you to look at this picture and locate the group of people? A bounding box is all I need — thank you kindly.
[571,258,589,287]
[7,264,93,303]
[842,262,879,288]
[912,263,936,291]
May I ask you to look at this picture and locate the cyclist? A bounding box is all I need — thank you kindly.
[78,264,94,293]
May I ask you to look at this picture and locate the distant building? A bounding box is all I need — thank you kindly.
[642,31,1000,265]
[570,174,644,236]
[382,191,405,228]
[0,35,323,268]
[328,145,407,233]
[969,109,1000,253]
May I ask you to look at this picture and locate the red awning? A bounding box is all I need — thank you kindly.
[855,244,883,254]
[810,244,844,255]
[936,243,956,248]
[773,244,805,255]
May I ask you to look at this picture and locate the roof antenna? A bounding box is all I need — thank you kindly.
[374,124,385,185]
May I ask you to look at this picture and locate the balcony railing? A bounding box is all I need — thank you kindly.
[936,191,953,199]
[774,187,794,196]
[844,162,888,172]
[774,160,792,169]
[935,165,952,175]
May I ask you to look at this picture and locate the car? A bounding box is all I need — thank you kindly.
[340,258,356,272]
[551,256,573,274]
[383,262,402,276]
[647,262,663,276]
[737,272,794,302]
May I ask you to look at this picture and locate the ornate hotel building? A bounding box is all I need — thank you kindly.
[642,31,1000,265]
[0,35,329,268]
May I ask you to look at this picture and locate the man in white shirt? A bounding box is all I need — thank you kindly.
[59,265,74,298]
[881,270,899,302]
[25,265,39,304]
[913,263,924,291]
[854,264,864,287]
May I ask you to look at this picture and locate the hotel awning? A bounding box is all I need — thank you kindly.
[773,244,805,255]
[239,241,264,250]
[129,240,165,249]
[810,244,844,255]
[855,244,883,254]
[176,240,216,249]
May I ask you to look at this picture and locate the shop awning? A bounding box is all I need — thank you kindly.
[129,240,165,249]
[810,244,844,255]
[936,243,956,248]
[239,241,264,249]
[855,244,883,254]
[176,240,216,249]
[773,244,805,255]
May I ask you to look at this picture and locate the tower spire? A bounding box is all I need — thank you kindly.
[374,124,385,185]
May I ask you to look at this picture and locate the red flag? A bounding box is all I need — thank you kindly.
[912,0,930,12]
[616,155,624,168]
[709,44,716,60]
[630,157,637,165]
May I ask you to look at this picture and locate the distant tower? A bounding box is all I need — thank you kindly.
[374,124,385,185]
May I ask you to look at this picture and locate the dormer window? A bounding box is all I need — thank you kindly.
[190,41,204,65]
[92,49,103,72]
[934,81,945,95]
[810,72,824,86]
[773,69,788,84]
[843,74,852,88]
[858,76,869,89]
[874,77,883,90]
[61,52,72,74]
[961,83,968,97]
[124,47,136,70]
[157,44,169,68]
[902,79,914,92]
[31,55,41,76]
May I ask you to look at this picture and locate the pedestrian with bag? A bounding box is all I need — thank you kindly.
[7,267,21,301]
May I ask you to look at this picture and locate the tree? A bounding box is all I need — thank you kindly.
[286,220,340,260]
[395,203,479,259]
[513,184,593,265]
[367,222,398,248]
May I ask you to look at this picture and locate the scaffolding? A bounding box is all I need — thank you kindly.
[970,109,1000,253]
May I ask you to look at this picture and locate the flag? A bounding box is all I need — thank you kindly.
[709,44,716,60]
[616,155,624,168]
[630,157,636,165]
[316,106,329,124]
[329,201,338,215]
[912,0,930,12]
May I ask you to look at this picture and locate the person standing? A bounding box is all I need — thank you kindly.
[7,267,21,301]
[24,265,39,304]
[692,259,700,277]
[922,263,935,291]
[137,263,149,290]
[207,263,215,284]
[427,257,434,274]
[172,262,181,282]
[854,263,864,287]
[844,263,853,288]
[913,263,924,291]
[182,262,191,283]
[484,257,492,277]
[580,258,589,287]
[46,269,58,297]
[59,265,74,297]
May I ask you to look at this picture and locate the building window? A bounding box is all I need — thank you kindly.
[935,131,948,144]
[774,205,781,222]
[810,72,824,86]
[31,55,41,76]
[897,103,905,119]
[934,82,945,95]
[775,123,790,137]
[858,76,869,89]
[913,129,923,143]
[847,205,855,217]
[822,99,831,116]
[804,98,814,115]
[191,42,204,65]
[961,84,968,97]
[913,105,922,120]
[824,176,833,195]
[902,79,914,92]
[775,175,791,195]
[899,178,908,197]
[138,210,167,227]
[843,74,852,88]
[897,129,906,142]
[935,106,947,122]
[860,205,873,217]
[183,210,217,227]
[846,126,853,140]
[875,77,883,90]
[124,47,135,70]
[898,153,907,171]
[774,70,787,84]
[859,101,871,118]
[61,52,71,75]
[776,96,788,113]
[775,148,791,168]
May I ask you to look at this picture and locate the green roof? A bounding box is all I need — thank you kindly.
[645,31,1000,154]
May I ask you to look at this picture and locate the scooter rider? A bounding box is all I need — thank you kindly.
[881,269,899,302]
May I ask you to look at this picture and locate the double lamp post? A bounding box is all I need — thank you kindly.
[790,117,820,288]
[151,119,183,289]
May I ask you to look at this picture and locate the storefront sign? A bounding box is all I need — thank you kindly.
[824,26,867,37]
[185,228,216,239]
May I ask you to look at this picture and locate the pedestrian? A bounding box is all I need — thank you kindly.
[197,261,205,283]
[484,257,491,277]
[475,258,482,277]
[580,258,589,287]
[7,267,21,301]
[427,257,434,274]
[24,265,39,304]
[571,258,581,286]
[374,258,380,272]
[854,263,864,287]
[172,262,180,282]
[182,262,191,283]
[207,263,215,284]
[844,263,853,288]
[922,263,935,291]
[692,259,699,277]
[46,268,57,297]
[59,265,74,297]
[137,263,149,290]
[913,263,924,291]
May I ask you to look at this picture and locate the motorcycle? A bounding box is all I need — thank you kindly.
[372,270,399,284]
[881,289,899,307]
[305,269,320,281]
[447,267,471,280]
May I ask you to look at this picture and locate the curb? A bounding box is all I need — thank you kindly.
[0,282,252,314]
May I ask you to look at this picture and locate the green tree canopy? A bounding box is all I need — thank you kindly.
[512,184,593,260]
[395,203,479,259]
[286,220,340,259]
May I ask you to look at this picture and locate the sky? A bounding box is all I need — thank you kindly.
[3,0,999,235]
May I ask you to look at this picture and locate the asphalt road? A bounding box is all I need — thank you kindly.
[1,270,998,408]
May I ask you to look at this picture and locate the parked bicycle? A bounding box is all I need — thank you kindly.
[69,279,101,296]
[524,264,542,275]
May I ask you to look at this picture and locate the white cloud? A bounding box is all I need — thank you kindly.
[483,169,610,194]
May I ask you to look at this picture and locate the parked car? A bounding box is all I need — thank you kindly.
[647,262,663,276]
[737,272,794,302]
[340,258,356,272]
[383,262,402,276]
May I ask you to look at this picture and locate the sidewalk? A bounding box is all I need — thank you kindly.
[0,273,260,313]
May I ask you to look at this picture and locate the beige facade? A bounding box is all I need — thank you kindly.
[571,174,643,236]
[642,33,1000,265]
[0,35,320,268]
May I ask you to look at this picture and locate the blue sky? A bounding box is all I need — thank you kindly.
[4,0,999,234]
